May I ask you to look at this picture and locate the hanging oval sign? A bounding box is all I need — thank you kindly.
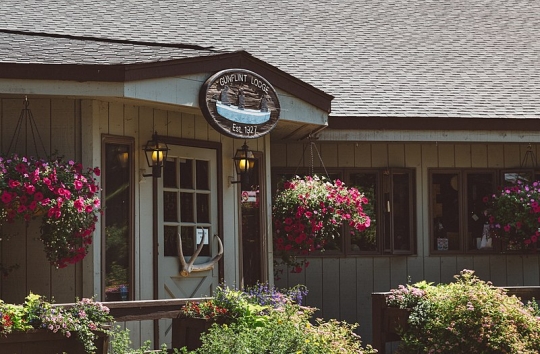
[199,69,281,139]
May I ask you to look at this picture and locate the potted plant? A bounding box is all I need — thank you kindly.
[179,283,376,354]
[174,283,308,351]
[272,175,370,272]
[485,180,540,251]
[0,153,101,268]
[0,293,113,354]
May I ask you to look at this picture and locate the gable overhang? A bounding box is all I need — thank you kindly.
[0,51,331,141]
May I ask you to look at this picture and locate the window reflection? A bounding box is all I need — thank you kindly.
[350,172,378,251]
[392,172,412,251]
[431,173,460,251]
[103,140,133,301]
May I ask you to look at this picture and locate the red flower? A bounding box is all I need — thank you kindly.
[15,163,27,173]
[1,191,12,204]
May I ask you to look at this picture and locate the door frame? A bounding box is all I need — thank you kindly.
[150,136,223,343]
[238,150,269,286]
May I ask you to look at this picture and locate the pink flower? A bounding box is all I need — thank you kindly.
[15,163,27,173]
[74,180,83,190]
[1,191,12,204]
[25,183,36,195]
[74,197,85,212]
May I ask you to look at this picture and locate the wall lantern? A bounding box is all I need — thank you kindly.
[231,141,256,186]
[142,132,169,178]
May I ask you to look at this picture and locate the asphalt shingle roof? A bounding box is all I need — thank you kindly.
[1,0,539,118]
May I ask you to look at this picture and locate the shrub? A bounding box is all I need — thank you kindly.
[180,283,375,354]
[0,293,113,354]
[388,269,540,353]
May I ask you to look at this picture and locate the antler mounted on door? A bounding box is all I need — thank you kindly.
[177,232,224,277]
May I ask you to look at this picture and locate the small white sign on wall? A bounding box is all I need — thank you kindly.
[197,228,209,245]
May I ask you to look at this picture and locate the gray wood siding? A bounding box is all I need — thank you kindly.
[0,98,80,304]
[272,141,540,344]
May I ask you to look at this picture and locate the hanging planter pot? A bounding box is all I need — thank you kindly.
[272,175,371,272]
[0,153,101,268]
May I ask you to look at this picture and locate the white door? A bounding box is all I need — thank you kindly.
[157,145,219,342]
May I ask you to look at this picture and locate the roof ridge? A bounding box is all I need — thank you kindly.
[0,28,221,52]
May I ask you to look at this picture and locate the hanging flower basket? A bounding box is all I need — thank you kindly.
[0,154,101,268]
[272,175,370,272]
[484,180,540,250]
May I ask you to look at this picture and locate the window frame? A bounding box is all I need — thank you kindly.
[429,168,538,255]
[272,167,417,257]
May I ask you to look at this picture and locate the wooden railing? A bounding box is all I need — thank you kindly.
[55,297,208,351]
[372,286,540,354]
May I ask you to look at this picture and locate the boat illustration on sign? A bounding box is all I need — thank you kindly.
[215,86,271,124]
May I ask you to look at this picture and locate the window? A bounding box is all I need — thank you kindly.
[102,136,134,301]
[272,168,416,255]
[429,168,540,254]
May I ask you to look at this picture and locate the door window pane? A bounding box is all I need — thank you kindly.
[196,193,210,223]
[180,159,193,189]
[163,160,177,188]
[164,225,178,257]
[180,192,194,222]
[164,191,178,222]
[196,160,209,190]
[180,226,194,256]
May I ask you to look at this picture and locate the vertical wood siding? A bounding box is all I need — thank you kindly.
[0,96,265,348]
[273,141,540,345]
[0,97,79,304]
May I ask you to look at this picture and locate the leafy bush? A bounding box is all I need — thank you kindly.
[180,283,375,354]
[388,269,540,353]
[110,325,181,354]
[0,293,113,354]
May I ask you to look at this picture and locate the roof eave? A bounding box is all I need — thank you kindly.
[0,51,333,113]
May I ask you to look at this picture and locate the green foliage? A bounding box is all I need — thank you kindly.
[110,325,183,354]
[486,180,540,246]
[0,153,102,268]
[189,305,375,354]
[179,284,375,354]
[388,269,540,353]
[0,293,113,354]
[105,224,129,288]
[272,175,371,272]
